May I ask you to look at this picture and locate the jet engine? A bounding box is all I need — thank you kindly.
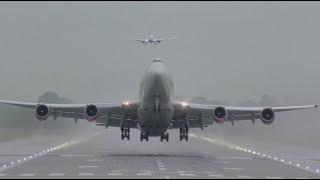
[213,106,227,123]
[84,104,99,122]
[35,104,49,120]
[260,108,275,125]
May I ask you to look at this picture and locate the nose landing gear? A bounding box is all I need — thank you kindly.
[121,126,130,140]
[179,126,189,141]
[160,132,169,142]
[140,132,149,142]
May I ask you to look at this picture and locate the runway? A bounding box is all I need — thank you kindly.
[0,128,320,179]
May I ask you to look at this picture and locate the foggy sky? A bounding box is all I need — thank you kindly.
[0,1,319,105]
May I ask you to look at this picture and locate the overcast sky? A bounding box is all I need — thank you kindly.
[0,1,319,105]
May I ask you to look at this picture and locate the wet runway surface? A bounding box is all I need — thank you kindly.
[0,129,320,179]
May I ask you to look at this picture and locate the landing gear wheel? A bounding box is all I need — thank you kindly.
[140,132,149,142]
[121,133,124,140]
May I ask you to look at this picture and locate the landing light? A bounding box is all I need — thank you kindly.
[182,102,189,107]
[122,101,129,106]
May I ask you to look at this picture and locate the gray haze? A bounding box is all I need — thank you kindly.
[0,2,319,147]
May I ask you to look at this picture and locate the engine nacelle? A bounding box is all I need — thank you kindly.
[84,104,99,122]
[213,106,227,124]
[260,108,275,125]
[35,104,49,120]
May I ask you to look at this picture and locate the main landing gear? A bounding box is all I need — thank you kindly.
[179,126,189,141]
[160,132,169,142]
[121,126,130,140]
[140,132,149,142]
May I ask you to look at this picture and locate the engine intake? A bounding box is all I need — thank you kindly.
[84,104,99,122]
[213,106,227,123]
[35,104,49,120]
[260,108,275,125]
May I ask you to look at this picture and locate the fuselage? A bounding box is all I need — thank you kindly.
[137,59,174,136]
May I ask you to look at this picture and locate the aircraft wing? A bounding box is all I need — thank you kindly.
[156,37,177,42]
[126,38,145,42]
[172,101,318,129]
[0,100,139,128]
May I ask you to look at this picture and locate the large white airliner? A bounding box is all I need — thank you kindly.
[0,59,317,142]
[127,35,176,45]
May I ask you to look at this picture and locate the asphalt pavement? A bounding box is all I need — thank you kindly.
[0,128,320,179]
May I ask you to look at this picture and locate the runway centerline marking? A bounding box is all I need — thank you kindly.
[87,159,104,162]
[223,167,246,171]
[108,172,123,176]
[137,172,152,176]
[214,160,231,164]
[78,173,94,176]
[49,173,65,176]
[156,158,167,171]
[19,173,35,176]
[180,173,196,176]
[266,176,282,179]
[209,174,224,177]
[78,165,100,168]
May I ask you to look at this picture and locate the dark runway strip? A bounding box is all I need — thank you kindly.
[0,130,320,179]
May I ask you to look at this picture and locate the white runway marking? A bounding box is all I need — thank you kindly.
[78,173,94,176]
[49,173,65,176]
[237,175,252,178]
[19,173,35,176]
[78,165,100,168]
[111,170,122,172]
[87,159,104,162]
[108,172,123,176]
[214,160,231,163]
[137,172,152,176]
[223,167,245,171]
[209,174,224,177]
[0,174,6,176]
[159,168,167,171]
[199,171,216,174]
[266,176,281,179]
[180,173,196,176]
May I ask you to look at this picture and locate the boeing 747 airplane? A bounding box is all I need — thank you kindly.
[127,35,176,45]
[0,58,317,142]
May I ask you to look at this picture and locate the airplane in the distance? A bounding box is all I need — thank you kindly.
[0,58,318,142]
[127,35,176,45]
